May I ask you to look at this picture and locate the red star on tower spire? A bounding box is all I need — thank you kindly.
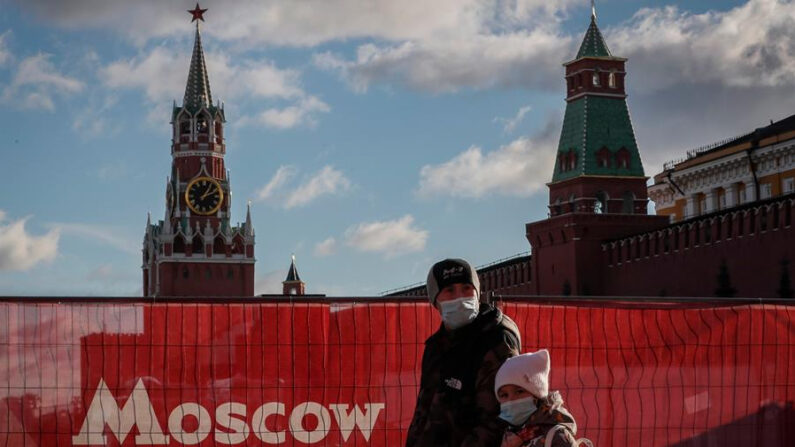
[188,3,208,23]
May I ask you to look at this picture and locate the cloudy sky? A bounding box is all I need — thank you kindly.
[1,0,793,296]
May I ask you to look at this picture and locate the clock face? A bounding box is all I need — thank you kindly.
[185,177,224,215]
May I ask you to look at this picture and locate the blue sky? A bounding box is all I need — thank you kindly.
[0,0,793,296]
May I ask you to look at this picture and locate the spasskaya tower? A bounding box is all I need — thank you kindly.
[142,4,255,297]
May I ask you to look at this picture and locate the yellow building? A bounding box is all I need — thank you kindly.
[649,114,795,222]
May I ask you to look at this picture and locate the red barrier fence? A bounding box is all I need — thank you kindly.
[1,297,793,446]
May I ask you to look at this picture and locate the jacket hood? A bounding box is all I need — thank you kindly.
[524,391,577,434]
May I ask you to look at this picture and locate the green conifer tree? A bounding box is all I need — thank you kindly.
[715,259,737,297]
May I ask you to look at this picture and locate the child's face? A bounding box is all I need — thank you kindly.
[497,384,532,403]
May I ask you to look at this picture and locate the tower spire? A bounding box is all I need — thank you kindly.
[591,0,596,21]
[183,4,212,112]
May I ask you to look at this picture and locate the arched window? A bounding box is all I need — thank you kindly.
[569,194,576,213]
[182,267,189,279]
[567,150,577,171]
[595,191,608,214]
[196,115,209,134]
[173,235,185,254]
[232,235,245,255]
[596,147,611,168]
[592,70,600,86]
[215,120,223,143]
[615,147,631,169]
[608,71,616,88]
[192,236,204,254]
[622,191,635,214]
[553,198,562,216]
[213,236,225,256]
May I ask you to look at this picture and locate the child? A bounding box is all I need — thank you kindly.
[494,349,589,447]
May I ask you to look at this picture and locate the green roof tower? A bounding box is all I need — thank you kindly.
[549,7,648,216]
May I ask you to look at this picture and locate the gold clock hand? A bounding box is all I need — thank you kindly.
[200,185,214,200]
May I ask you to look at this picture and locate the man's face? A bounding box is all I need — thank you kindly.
[435,282,477,310]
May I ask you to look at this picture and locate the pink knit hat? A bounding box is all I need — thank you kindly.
[494,349,550,398]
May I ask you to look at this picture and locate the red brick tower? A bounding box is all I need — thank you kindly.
[282,255,306,296]
[142,5,255,297]
[525,8,668,296]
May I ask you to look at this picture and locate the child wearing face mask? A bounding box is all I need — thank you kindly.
[494,350,590,447]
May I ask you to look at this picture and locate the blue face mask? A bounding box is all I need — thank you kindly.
[439,296,479,330]
[499,396,538,427]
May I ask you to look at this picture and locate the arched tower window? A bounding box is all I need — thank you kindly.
[595,191,608,214]
[179,119,191,142]
[196,114,209,134]
[608,71,616,88]
[173,235,185,254]
[213,236,225,256]
[192,236,204,254]
[616,147,631,169]
[622,191,635,214]
[215,120,223,144]
[567,150,577,171]
[596,147,611,168]
[592,70,600,86]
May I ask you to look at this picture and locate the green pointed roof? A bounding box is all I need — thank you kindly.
[552,96,644,183]
[576,15,611,59]
[183,25,212,113]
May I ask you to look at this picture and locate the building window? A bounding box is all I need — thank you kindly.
[597,147,611,168]
[739,187,747,204]
[608,72,616,88]
[622,191,634,214]
[761,183,772,199]
[719,193,726,209]
[699,197,707,215]
[182,268,189,279]
[784,178,794,194]
[567,150,577,171]
[592,71,600,86]
[595,191,608,214]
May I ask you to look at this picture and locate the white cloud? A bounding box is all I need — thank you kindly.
[100,47,186,102]
[285,166,351,208]
[0,31,11,66]
[2,53,84,111]
[313,237,336,257]
[418,117,558,198]
[255,165,351,208]
[0,212,59,271]
[51,223,139,255]
[608,0,795,92]
[494,105,532,133]
[242,96,331,129]
[100,47,324,128]
[344,215,428,258]
[314,31,571,93]
[255,269,286,295]
[256,165,297,201]
[15,0,486,46]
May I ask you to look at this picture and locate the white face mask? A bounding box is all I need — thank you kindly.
[439,296,479,330]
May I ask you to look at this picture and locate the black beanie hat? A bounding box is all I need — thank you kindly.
[426,258,480,305]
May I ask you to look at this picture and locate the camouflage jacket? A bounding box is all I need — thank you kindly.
[406,303,521,447]
[506,391,579,447]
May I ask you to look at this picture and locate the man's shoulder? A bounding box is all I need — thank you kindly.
[476,304,521,349]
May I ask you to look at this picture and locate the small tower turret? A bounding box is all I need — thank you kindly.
[282,255,306,296]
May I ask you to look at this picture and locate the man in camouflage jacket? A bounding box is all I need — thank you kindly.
[406,258,521,447]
